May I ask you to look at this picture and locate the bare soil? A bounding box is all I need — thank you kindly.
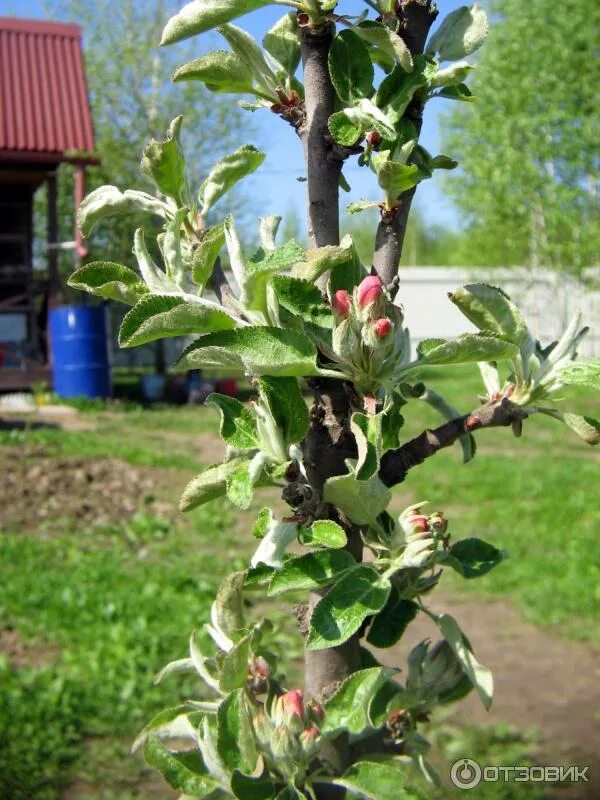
[375,589,600,798]
[0,445,161,532]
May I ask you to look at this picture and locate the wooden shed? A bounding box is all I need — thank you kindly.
[0,17,97,391]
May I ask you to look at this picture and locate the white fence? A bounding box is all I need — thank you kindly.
[399,267,600,357]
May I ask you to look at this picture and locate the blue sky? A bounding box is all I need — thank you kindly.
[1,0,472,229]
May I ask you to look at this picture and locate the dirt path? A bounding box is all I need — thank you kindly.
[374,589,600,798]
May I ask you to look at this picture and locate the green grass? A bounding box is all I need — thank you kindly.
[0,366,597,798]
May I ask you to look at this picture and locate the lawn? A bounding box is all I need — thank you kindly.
[0,365,597,799]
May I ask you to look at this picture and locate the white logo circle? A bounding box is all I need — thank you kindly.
[450,758,482,789]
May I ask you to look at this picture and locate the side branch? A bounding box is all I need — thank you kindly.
[372,0,438,288]
[379,398,529,487]
[299,24,342,249]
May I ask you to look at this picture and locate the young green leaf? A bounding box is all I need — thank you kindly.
[354,20,413,73]
[140,116,187,202]
[257,375,309,445]
[161,0,270,46]
[218,24,277,93]
[375,59,432,122]
[546,411,600,445]
[307,566,391,650]
[263,12,300,76]
[434,82,474,101]
[199,145,265,215]
[68,262,147,306]
[426,3,489,62]
[300,520,347,549]
[291,239,355,284]
[226,459,257,509]
[173,50,256,93]
[207,394,258,449]
[217,689,258,774]
[180,457,252,511]
[218,632,252,692]
[375,159,421,202]
[328,29,374,105]
[132,705,202,752]
[416,334,518,366]
[446,537,506,579]
[242,241,306,311]
[557,360,600,392]
[133,228,177,294]
[231,761,275,800]
[323,472,391,527]
[321,667,393,734]
[77,185,168,237]
[192,222,226,288]
[333,758,424,800]
[268,550,356,596]
[144,738,219,796]
[250,517,298,570]
[432,612,493,709]
[366,590,419,648]
[258,216,281,251]
[119,295,236,348]
[448,284,529,344]
[177,327,319,377]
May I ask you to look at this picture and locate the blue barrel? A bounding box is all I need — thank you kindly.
[49,305,111,398]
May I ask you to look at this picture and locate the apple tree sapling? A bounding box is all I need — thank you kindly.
[70,1,600,797]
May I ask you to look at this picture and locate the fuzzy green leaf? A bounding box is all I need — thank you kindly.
[207,394,258,449]
[119,295,236,348]
[218,24,277,91]
[242,241,306,311]
[231,762,275,800]
[268,550,356,596]
[173,51,256,93]
[557,360,600,392]
[199,145,265,214]
[433,612,493,709]
[291,240,355,284]
[263,13,300,76]
[144,738,217,795]
[161,0,270,46]
[426,3,489,61]
[449,284,529,344]
[375,58,432,122]
[333,758,424,800]
[68,262,147,306]
[257,375,309,445]
[416,334,518,366]
[77,185,167,237]
[140,116,187,201]
[218,633,252,692]
[559,413,600,445]
[192,223,226,288]
[446,537,506,579]
[177,327,319,377]
[322,667,393,734]
[367,590,419,648]
[307,566,391,650]
[354,20,413,73]
[328,29,374,105]
[435,82,474,101]
[376,159,421,199]
[132,705,202,752]
[180,457,251,511]
[300,520,347,549]
[323,472,391,527]
[217,689,258,774]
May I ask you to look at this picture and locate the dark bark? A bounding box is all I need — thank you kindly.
[372,0,439,289]
[379,397,529,487]
[299,24,342,250]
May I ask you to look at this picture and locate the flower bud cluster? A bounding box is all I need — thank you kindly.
[406,639,466,707]
[252,689,324,779]
[395,503,450,568]
[330,275,410,395]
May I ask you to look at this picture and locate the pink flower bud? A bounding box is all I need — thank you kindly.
[374,317,392,338]
[281,689,304,720]
[407,513,429,533]
[332,289,351,318]
[307,700,324,722]
[357,275,383,308]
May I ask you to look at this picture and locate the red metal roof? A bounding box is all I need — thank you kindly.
[0,17,96,164]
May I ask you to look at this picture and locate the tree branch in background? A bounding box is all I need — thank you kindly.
[379,397,529,487]
[372,0,438,288]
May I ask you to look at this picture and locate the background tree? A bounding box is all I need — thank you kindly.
[442,0,599,273]
[41,0,250,271]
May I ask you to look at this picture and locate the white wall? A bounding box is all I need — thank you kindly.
[399,267,600,357]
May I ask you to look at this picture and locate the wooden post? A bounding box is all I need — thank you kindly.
[47,170,60,309]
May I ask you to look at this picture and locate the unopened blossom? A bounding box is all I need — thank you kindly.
[357,275,383,308]
[332,289,351,318]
